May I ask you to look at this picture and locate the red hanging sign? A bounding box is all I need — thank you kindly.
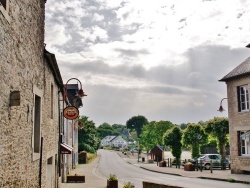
[63,106,79,120]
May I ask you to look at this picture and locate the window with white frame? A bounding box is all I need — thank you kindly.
[240,131,250,156]
[0,0,10,22]
[33,86,43,160]
[237,85,249,112]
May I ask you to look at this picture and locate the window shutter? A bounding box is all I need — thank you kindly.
[237,131,241,156]
[237,86,241,112]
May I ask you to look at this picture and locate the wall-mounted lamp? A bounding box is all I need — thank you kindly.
[65,78,87,98]
[218,98,228,112]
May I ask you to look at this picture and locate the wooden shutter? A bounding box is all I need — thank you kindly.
[237,131,241,156]
[237,86,241,112]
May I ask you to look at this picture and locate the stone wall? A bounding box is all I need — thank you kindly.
[0,1,62,187]
[226,76,250,174]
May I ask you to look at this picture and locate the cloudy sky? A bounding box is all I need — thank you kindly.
[45,0,250,126]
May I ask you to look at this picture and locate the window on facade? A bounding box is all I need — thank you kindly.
[51,84,54,119]
[34,95,41,153]
[237,85,249,112]
[240,131,250,156]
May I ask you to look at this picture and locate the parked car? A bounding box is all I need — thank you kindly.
[197,154,230,170]
[130,148,138,153]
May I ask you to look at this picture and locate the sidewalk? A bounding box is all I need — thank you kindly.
[122,152,250,184]
[61,151,250,188]
[61,156,108,188]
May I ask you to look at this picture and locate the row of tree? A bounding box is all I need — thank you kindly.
[77,115,229,164]
[131,115,229,165]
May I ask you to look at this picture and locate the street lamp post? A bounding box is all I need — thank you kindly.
[65,77,87,98]
[217,98,228,112]
[60,77,87,182]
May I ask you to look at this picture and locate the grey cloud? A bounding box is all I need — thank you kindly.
[58,44,249,126]
[46,0,142,53]
[115,48,149,57]
[145,85,185,95]
[61,44,250,91]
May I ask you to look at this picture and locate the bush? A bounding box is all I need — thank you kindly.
[79,151,96,164]
[78,143,96,153]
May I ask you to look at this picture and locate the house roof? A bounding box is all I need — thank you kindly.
[44,48,64,91]
[102,136,116,142]
[150,145,164,153]
[219,57,250,82]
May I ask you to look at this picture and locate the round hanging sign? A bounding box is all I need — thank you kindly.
[63,106,79,120]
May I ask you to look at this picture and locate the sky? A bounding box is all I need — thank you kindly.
[45,0,250,126]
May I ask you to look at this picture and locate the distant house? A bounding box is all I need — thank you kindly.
[101,135,128,148]
[220,57,250,174]
[101,136,116,147]
[111,135,128,148]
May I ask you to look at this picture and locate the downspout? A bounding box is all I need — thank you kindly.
[39,137,43,188]
[72,119,74,169]
[58,90,61,178]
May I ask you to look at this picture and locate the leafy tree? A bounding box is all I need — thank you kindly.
[154,121,174,145]
[179,123,187,130]
[205,117,229,167]
[182,123,208,158]
[140,121,174,152]
[163,126,183,165]
[126,115,148,137]
[97,122,119,139]
[112,124,124,130]
[78,116,100,153]
[139,121,157,151]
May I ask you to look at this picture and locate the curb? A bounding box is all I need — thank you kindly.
[139,165,250,185]
[118,151,250,185]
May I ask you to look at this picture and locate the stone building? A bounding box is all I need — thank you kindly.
[0,1,68,187]
[220,57,250,174]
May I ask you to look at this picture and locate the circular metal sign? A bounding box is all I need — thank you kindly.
[63,106,79,120]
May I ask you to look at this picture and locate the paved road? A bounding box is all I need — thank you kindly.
[98,150,249,188]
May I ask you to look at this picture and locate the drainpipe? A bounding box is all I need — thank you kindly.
[72,120,74,169]
[39,137,43,188]
[58,91,62,180]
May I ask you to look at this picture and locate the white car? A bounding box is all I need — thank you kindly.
[197,154,230,170]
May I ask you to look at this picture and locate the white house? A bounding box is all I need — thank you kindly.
[101,135,128,149]
[111,136,128,149]
[101,136,116,147]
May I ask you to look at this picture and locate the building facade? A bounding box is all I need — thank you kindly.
[220,57,250,174]
[0,1,82,187]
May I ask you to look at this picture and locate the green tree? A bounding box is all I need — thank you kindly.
[179,123,187,130]
[97,123,119,139]
[140,121,174,152]
[139,121,157,151]
[205,117,229,168]
[78,116,100,153]
[154,121,174,145]
[182,123,208,158]
[126,115,148,137]
[163,126,183,166]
